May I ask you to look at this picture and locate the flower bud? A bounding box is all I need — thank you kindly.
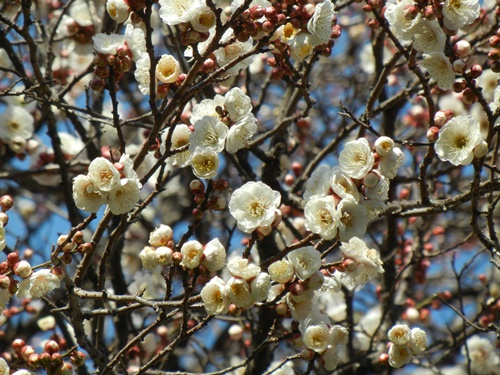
[12,338,25,353]
[426,126,440,142]
[0,275,10,289]
[155,246,173,266]
[189,179,205,194]
[70,351,86,367]
[473,140,488,158]
[490,35,500,48]
[228,324,244,341]
[13,260,32,279]
[452,59,466,73]
[0,195,14,211]
[7,252,19,268]
[39,352,52,367]
[363,171,380,188]
[51,352,63,367]
[20,345,36,361]
[0,212,8,226]
[212,179,229,191]
[454,40,471,57]
[300,348,315,361]
[44,340,60,354]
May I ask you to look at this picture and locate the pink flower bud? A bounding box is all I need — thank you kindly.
[189,179,205,194]
[470,64,482,78]
[0,212,8,226]
[379,353,389,365]
[13,260,32,279]
[289,282,304,296]
[426,126,440,142]
[20,345,36,361]
[0,195,14,211]
[452,59,466,74]
[44,340,60,354]
[454,40,471,57]
[7,252,19,268]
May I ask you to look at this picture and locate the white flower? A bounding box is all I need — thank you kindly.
[181,240,204,269]
[106,0,129,23]
[250,272,271,302]
[12,370,37,375]
[191,95,226,124]
[268,260,295,283]
[321,345,340,371]
[202,238,226,273]
[156,55,181,84]
[0,106,34,143]
[304,195,340,240]
[155,246,173,266]
[0,223,6,251]
[140,246,159,270]
[374,136,394,156]
[163,124,192,167]
[92,33,126,55]
[158,0,205,26]
[225,88,253,122]
[225,114,258,153]
[124,24,146,62]
[388,344,413,368]
[37,316,56,331]
[307,0,335,46]
[214,29,255,77]
[303,323,332,353]
[201,276,230,315]
[330,168,360,202]
[69,0,93,26]
[421,52,455,91]
[385,0,422,43]
[388,324,412,345]
[288,247,322,281]
[228,181,281,233]
[190,116,228,153]
[88,157,121,192]
[442,0,480,29]
[413,19,446,54]
[17,269,61,299]
[72,175,107,213]
[304,165,332,200]
[364,176,389,201]
[290,33,315,61]
[462,336,500,375]
[191,147,220,180]
[434,115,483,166]
[287,289,315,321]
[227,257,261,280]
[337,198,369,242]
[408,328,427,355]
[108,178,141,215]
[190,8,216,33]
[339,237,384,287]
[331,325,348,345]
[339,138,374,179]
[378,147,405,179]
[226,277,254,308]
[0,358,8,375]
[134,53,152,95]
[149,224,173,247]
[276,23,301,44]
[59,133,85,158]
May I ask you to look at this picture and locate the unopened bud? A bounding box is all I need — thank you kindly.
[488,49,500,60]
[44,340,60,354]
[20,345,36,361]
[52,267,65,280]
[426,126,440,142]
[363,171,380,188]
[490,35,500,48]
[228,324,244,340]
[39,352,52,367]
[300,348,315,361]
[275,302,288,316]
[289,282,304,296]
[212,179,229,191]
[13,260,32,279]
[453,59,466,74]
[379,352,390,365]
[0,275,10,289]
[0,195,13,211]
[51,352,63,367]
[70,351,86,367]
[473,140,488,158]
[0,212,8,226]
[190,179,205,194]
[454,40,471,57]
[470,64,483,78]
[434,110,452,127]
[7,252,19,268]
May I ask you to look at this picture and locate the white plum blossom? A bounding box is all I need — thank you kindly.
[226,277,254,308]
[191,95,226,124]
[303,323,332,353]
[290,33,315,61]
[434,115,483,166]
[190,116,228,153]
[378,147,405,179]
[92,33,126,55]
[304,165,332,200]
[202,238,226,273]
[337,198,369,242]
[385,0,422,43]
[227,257,261,280]
[190,147,220,180]
[0,106,34,144]
[106,0,129,23]
[339,237,384,287]
[201,276,230,315]
[268,259,295,284]
[140,246,159,270]
[17,269,61,299]
[461,335,500,375]
[163,124,192,167]
[339,138,374,179]
[225,114,258,153]
[0,358,8,375]
[134,53,152,95]
[88,157,121,192]
[374,136,394,156]
[181,240,204,269]
[156,246,173,266]
[388,344,413,368]
[214,29,255,77]
[442,0,480,29]
[321,345,340,371]
[108,178,141,215]
[364,176,389,201]
[307,0,335,46]
[158,0,207,26]
[288,247,322,281]
[190,8,216,33]
[72,175,107,213]
[413,19,446,54]
[330,168,360,202]
[304,195,340,240]
[228,181,281,233]
[331,325,349,345]
[408,328,427,355]
[156,55,181,84]
[225,88,253,121]
[149,225,173,247]
[388,324,412,346]
[421,52,455,91]
[250,272,271,302]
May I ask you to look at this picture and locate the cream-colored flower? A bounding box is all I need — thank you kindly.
[190,116,228,153]
[288,247,322,281]
[388,344,413,368]
[442,0,480,29]
[201,276,230,315]
[385,0,422,43]
[190,147,220,180]
[330,168,360,202]
[155,246,173,266]
[307,0,335,46]
[181,240,204,269]
[413,19,446,54]
[225,87,253,122]
[337,198,369,242]
[227,257,260,281]
[158,0,206,26]
[156,55,181,84]
[202,238,226,273]
[321,345,340,371]
[88,157,121,192]
[339,237,384,287]
[92,33,126,55]
[108,178,141,215]
[163,124,192,167]
[378,147,405,179]
[408,328,427,355]
[303,323,332,353]
[134,53,151,95]
[106,0,129,23]
[0,106,34,144]
[214,29,255,77]
[228,181,281,233]
[149,225,173,247]
[374,136,394,156]
[17,269,61,299]
[304,195,340,240]
[434,115,483,166]
[462,335,500,374]
[250,272,271,302]
[268,259,295,284]
[304,165,332,201]
[225,114,258,153]
[339,138,374,179]
[190,8,216,32]
[72,175,107,213]
[421,52,455,91]
[226,277,254,308]
[388,324,412,346]
[140,246,159,270]
[0,359,9,375]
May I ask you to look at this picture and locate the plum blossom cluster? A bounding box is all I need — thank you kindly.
[386,0,480,90]
[72,154,142,215]
[0,97,35,155]
[0,339,84,374]
[162,88,258,180]
[304,136,404,242]
[461,335,500,374]
[385,324,427,368]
